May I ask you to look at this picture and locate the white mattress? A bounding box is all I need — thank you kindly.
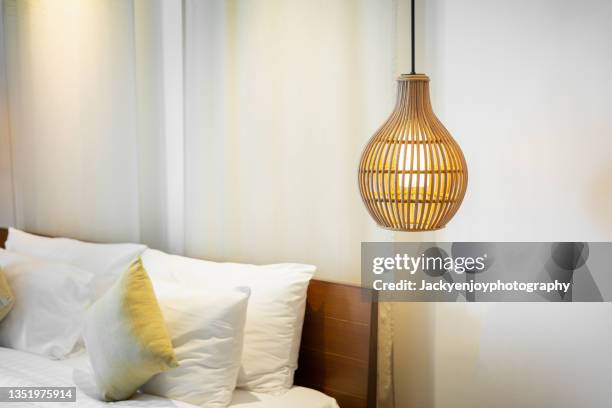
[0,347,338,408]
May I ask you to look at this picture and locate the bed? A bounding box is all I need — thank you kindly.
[0,228,378,408]
[0,347,338,407]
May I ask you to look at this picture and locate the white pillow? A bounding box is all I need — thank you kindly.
[6,228,146,299]
[142,249,315,394]
[0,249,93,359]
[83,258,178,401]
[143,284,250,407]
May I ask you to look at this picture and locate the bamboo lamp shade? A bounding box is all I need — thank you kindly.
[358,74,468,231]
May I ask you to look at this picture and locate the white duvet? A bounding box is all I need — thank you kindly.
[0,347,339,408]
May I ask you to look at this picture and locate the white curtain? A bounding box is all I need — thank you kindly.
[1,2,397,405]
[182,0,393,282]
[1,0,396,282]
[0,0,14,227]
[3,0,142,242]
[1,0,183,249]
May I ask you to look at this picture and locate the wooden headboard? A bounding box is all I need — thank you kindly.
[0,227,377,408]
[296,280,378,408]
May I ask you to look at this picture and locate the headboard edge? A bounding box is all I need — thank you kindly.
[0,227,7,249]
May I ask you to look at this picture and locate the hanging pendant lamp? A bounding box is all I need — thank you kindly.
[358,0,467,231]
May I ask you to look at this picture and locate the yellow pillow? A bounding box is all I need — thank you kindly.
[0,267,15,321]
[83,258,178,401]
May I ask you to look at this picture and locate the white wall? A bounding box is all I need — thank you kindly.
[395,0,612,407]
[433,0,612,242]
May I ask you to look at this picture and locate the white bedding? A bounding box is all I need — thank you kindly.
[0,348,339,408]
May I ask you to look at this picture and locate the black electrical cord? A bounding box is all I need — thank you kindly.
[411,0,416,74]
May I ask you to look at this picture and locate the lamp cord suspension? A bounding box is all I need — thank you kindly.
[410,0,416,74]
[358,0,468,231]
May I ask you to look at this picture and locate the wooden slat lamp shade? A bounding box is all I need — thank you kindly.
[358,74,468,231]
